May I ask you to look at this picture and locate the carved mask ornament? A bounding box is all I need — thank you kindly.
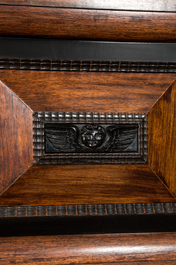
[81,125,106,148]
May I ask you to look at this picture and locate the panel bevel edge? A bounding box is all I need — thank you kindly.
[148,79,176,196]
[0,80,33,195]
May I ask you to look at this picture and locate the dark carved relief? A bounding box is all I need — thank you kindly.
[45,124,138,153]
[33,112,148,164]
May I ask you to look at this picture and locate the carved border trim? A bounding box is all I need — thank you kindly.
[1,59,176,73]
[33,112,148,164]
[0,203,175,217]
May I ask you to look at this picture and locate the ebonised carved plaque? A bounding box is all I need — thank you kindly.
[33,112,148,164]
[45,124,138,153]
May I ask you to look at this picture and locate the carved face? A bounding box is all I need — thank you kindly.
[81,125,105,148]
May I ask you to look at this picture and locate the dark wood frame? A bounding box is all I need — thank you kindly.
[1,37,176,62]
[33,112,147,164]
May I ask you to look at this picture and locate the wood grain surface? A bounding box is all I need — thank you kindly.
[1,260,176,265]
[148,80,176,196]
[0,71,175,113]
[0,165,175,206]
[1,233,176,264]
[103,260,176,265]
[0,81,33,195]
[1,261,175,265]
[0,0,176,11]
[0,6,176,41]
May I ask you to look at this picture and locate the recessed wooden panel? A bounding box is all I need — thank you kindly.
[148,80,176,196]
[0,6,176,41]
[0,164,175,206]
[0,71,175,113]
[0,81,33,195]
[1,0,176,11]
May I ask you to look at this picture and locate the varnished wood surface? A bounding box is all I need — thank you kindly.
[0,71,175,113]
[1,0,176,11]
[0,6,176,41]
[58,260,176,265]
[0,165,175,206]
[1,233,176,264]
[75,260,176,265]
[0,81,33,195]
[148,80,176,196]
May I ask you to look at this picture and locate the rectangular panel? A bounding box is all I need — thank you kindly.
[33,112,148,164]
[45,123,138,153]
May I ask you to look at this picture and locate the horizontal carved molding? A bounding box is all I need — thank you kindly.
[0,203,176,218]
[1,59,176,73]
[34,112,146,123]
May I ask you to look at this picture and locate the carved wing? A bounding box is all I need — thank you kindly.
[112,127,138,152]
[45,128,78,152]
[100,126,138,152]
